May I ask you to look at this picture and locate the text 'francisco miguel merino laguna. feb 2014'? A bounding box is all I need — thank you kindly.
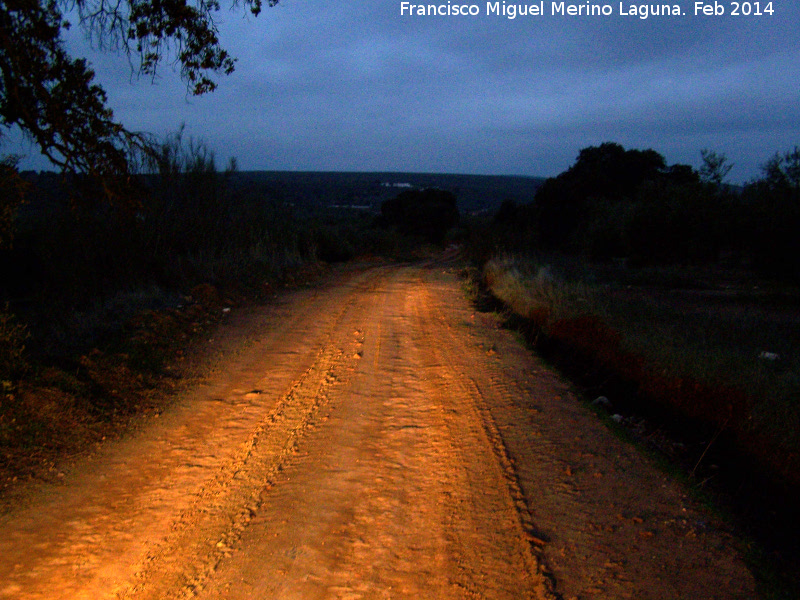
[399,1,775,18]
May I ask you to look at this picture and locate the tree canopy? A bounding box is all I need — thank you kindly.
[532,142,682,249]
[0,0,275,180]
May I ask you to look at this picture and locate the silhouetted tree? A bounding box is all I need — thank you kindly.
[744,146,800,279]
[533,142,669,250]
[0,155,27,247]
[761,147,800,192]
[664,163,702,187]
[0,0,276,187]
[699,149,734,187]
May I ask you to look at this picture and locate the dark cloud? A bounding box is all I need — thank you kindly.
[4,0,799,181]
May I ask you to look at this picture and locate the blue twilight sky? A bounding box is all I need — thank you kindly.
[4,0,800,182]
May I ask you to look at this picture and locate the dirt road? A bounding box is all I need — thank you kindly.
[0,257,756,599]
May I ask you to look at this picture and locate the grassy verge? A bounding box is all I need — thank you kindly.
[479,253,800,597]
[484,254,800,481]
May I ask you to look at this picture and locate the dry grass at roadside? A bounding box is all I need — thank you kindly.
[483,254,800,489]
[481,253,800,598]
[484,255,595,326]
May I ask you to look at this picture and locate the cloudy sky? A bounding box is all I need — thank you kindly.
[6,0,800,182]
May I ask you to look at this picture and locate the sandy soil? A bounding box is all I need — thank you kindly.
[0,254,756,599]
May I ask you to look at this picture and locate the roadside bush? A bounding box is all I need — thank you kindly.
[484,255,593,324]
[137,130,318,289]
[1,129,324,361]
[313,224,355,263]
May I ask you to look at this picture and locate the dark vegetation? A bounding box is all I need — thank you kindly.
[466,141,800,598]
[483,142,800,277]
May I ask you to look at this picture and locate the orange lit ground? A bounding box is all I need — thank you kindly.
[0,257,755,600]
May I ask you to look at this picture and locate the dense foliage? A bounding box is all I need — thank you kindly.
[0,155,27,248]
[480,141,800,281]
[0,133,319,359]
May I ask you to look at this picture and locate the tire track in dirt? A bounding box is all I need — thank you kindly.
[413,266,757,600]
[402,272,556,599]
[119,267,392,599]
[0,266,383,600]
[190,265,554,599]
[119,321,363,598]
[0,258,758,600]
[396,270,549,599]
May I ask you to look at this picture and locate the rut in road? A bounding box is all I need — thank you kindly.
[193,265,553,600]
[0,263,553,600]
[0,259,757,600]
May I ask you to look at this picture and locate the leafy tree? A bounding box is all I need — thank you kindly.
[529,142,749,264]
[760,146,800,192]
[664,163,701,187]
[568,142,666,200]
[0,0,276,182]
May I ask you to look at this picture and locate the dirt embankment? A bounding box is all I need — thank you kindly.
[0,257,755,599]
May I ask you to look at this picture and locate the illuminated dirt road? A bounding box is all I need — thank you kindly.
[0,257,756,599]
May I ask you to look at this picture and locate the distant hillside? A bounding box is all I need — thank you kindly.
[230,171,545,216]
[17,170,546,218]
